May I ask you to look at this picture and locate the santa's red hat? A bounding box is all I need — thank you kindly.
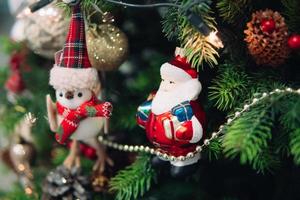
[49,3,99,92]
[160,47,198,81]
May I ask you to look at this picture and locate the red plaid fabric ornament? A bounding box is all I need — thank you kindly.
[49,3,99,92]
[59,4,92,69]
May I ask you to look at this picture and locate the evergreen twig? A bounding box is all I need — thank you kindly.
[290,129,300,165]
[208,63,250,111]
[109,154,156,200]
[223,104,274,171]
[282,0,300,32]
[216,0,252,25]
[223,90,300,172]
[162,0,220,68]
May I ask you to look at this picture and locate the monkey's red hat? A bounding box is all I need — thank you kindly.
[49,4,99,92]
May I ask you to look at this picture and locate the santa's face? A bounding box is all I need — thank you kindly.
[56,88,92,109]
[152,74,202,115]
[159,75,180,93]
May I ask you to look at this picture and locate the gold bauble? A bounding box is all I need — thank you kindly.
[24,3,69,59]
[87,24,129,71]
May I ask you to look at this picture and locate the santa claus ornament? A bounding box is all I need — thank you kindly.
[136,48,206,178]
[46,1,113,174]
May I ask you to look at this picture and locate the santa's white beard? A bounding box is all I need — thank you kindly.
[152,79,202,115]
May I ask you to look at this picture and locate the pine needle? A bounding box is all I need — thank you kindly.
[217,0,252,25]
[109,154,156,200]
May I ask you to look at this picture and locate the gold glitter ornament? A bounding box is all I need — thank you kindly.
[91,171,110,192]
[87,23,129,71]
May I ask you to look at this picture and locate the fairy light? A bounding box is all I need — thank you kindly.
[185,9,224,48]
[98,87,300,162]
[206,31,224,48]
[18,164,26,172]
[25,187,33,195]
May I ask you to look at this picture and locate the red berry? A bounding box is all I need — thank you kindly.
[84,147,96,160]
[288,34,300,50]
[5,71,26,94]
[261,19,276,33]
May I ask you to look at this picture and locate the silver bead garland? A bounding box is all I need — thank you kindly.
[98,87,300,161]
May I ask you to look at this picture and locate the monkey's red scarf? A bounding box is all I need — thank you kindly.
[55,95,112,144]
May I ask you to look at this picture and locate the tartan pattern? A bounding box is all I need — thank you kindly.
[59,4,92,69]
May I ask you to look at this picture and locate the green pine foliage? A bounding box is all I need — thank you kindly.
[223,104,274,172]
[161,7,181,40]
[180,3,219,68]
[216,0,252,25]
[57,0,115,15]
[251,148,280,173]
[0,37,23,54]
[161,0,220,68]
[279,94,300,130]
[109,154,156,200]
[223,90,300,172]
[282,0,300,32]
[205,138,223,160]
[279,94,300,164]
[208,63,250,111]
[290,128,300,164]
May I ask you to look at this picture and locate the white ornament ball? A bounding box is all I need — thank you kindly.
[8,0,28,15]
[23,4,69,59]
[10,19,26,42]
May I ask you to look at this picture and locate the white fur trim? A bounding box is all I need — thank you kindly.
[161,62,192,81]
[170,152,201,166]
[152,79,202,115]
[49,65,99,91]
[190,116,203,143]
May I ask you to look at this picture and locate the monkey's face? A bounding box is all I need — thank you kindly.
[56,88,92,109]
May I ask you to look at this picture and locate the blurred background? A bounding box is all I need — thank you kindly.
[0,0,299,199]
[0,1,14,66]
[0,0,17,192]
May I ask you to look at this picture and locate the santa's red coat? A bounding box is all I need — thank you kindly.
[137,100,206,157]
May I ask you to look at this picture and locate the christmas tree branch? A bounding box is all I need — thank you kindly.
[216,0,252,25]
[251,147,280,173]
[290,129,300,165]
[204,137,222,161]
[279,95,300,164]
[282,0,300,32]
[223,104,274,171]
[208,63,250,111]
[109,154,156,200]
[162,0,220,69]
[161,7,181,40]
[223,89,300,172]
[57,0,114,15]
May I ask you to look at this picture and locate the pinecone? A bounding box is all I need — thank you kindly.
[42,165,92,200]
[244,9,290,67]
